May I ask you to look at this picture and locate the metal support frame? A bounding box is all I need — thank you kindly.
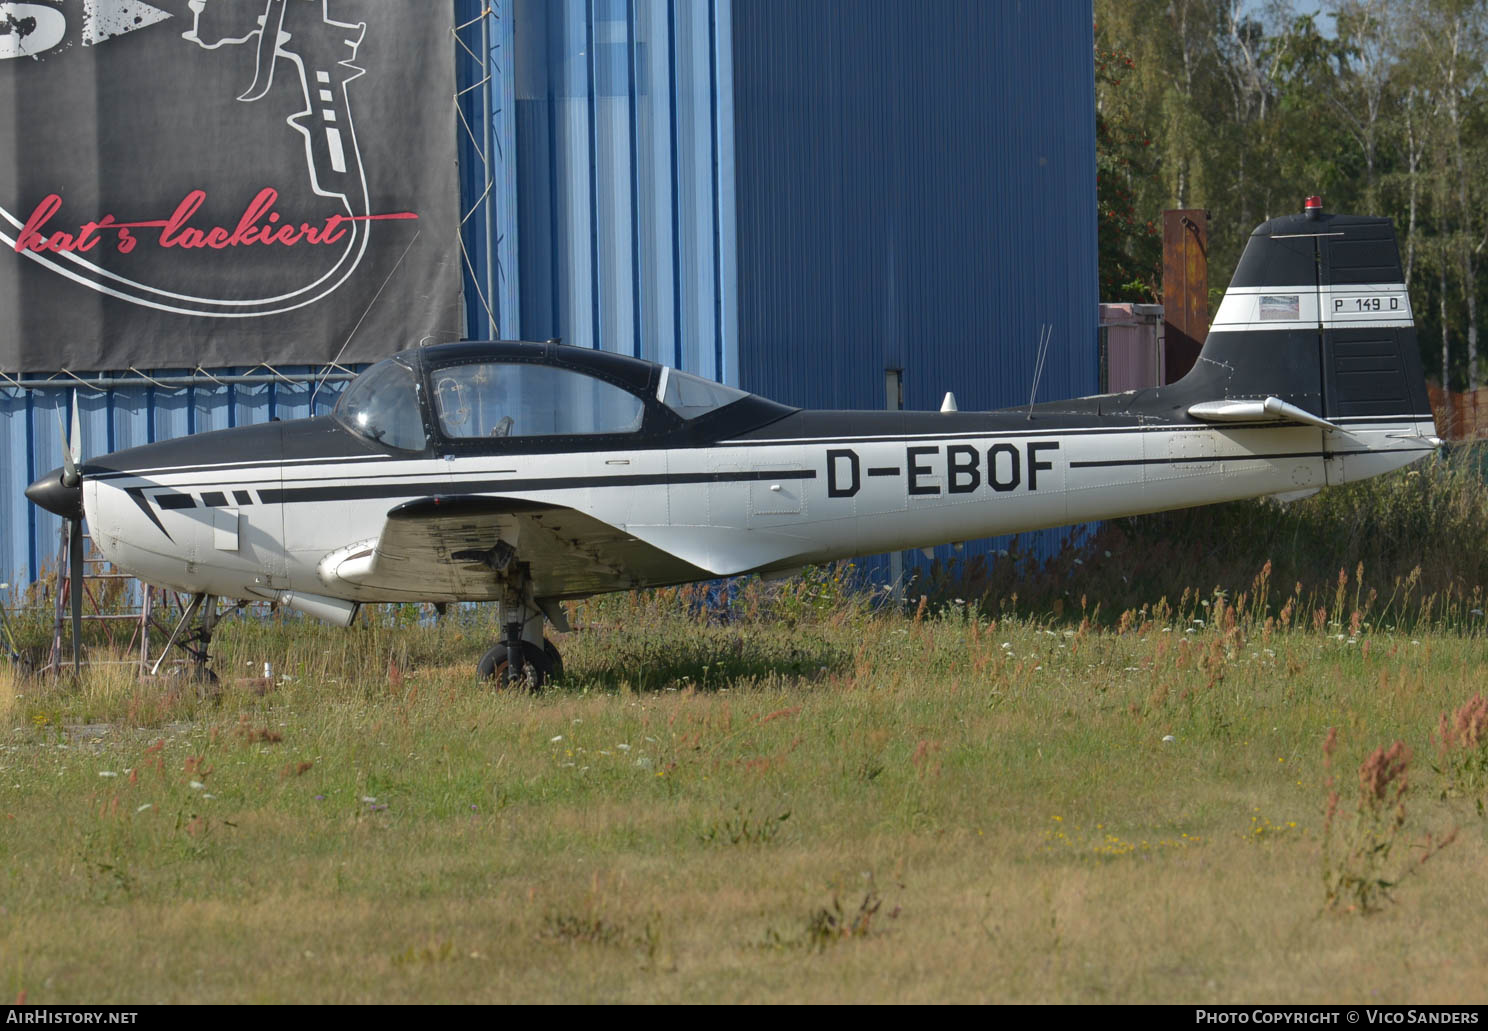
[1,371,357,392]
[148,593,205,677]
[47,529,176,676]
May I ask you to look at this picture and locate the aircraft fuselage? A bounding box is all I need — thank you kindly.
[78,405,1434,606]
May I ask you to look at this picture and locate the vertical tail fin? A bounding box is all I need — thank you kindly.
[1184,201,1438,485]
[1199,203,1433,426]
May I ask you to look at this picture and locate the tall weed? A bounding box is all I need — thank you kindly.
[916,446,1488,631]
[1320,728,1456,914]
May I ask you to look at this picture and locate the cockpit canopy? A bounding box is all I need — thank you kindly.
[657,366,750,419]
[431,361,647,438]
[333,357,427,451]
[333,343,771,452]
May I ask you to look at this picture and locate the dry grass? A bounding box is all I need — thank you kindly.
[2,577,1487,1004]
[0,662,16,723]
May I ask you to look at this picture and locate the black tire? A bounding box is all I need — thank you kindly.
[477,640,555,689]
[543,639,564,681]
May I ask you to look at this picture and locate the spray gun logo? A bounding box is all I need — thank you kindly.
[183,0,366,206]
[0,0,420,318]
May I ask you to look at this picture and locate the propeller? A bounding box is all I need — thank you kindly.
[51,393,84,673]
[24,393,88,673]
[67,392,84,673]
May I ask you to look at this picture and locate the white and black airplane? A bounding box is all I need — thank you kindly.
[27,200,1440,684]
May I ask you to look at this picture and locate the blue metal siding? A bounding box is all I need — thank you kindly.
[730,0,1098,413]
[511,0,739,383]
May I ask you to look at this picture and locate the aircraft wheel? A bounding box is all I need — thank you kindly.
[477,641,555,690]
[543,639,564,681]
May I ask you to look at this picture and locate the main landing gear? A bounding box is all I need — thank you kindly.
[469,560,567,690]
[476,638,564,688]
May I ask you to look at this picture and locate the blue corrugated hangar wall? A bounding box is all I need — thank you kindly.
[729,2,1099,416]
[2,0,1096,586]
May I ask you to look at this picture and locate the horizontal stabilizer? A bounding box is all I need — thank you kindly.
[1187,396,1338,431]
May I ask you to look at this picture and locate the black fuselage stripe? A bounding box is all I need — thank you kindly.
[128,443,1435,504]
[89,454,392,482]
[204,445,1439,506]
[721,414,1434,447]
[258,469,818,505]
[1070,446,1432,470]
[125,487,172,541]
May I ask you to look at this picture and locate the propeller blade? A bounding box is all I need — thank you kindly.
[68,518,83,674]
[54,406,79,488]
[69,390,82,468]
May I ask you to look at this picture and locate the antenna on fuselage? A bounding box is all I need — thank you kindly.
[1026,322,1052,420]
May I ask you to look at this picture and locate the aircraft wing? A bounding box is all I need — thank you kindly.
[318,495,714,602]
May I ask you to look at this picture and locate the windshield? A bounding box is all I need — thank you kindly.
[658,367,749,419]
[431,362,646,438]
[334,358,427,451]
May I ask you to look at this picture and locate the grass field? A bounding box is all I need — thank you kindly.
[2,573,1487,1005]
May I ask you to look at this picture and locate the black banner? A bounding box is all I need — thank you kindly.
[0,0,462,372]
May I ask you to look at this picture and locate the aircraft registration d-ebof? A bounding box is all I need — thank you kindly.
[27,199,1440,684]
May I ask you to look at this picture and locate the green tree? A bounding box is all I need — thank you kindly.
[1094,0,1488,396]
[1095,41,1162,301]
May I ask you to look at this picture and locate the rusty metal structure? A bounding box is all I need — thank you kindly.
[1162,209,1209,382]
